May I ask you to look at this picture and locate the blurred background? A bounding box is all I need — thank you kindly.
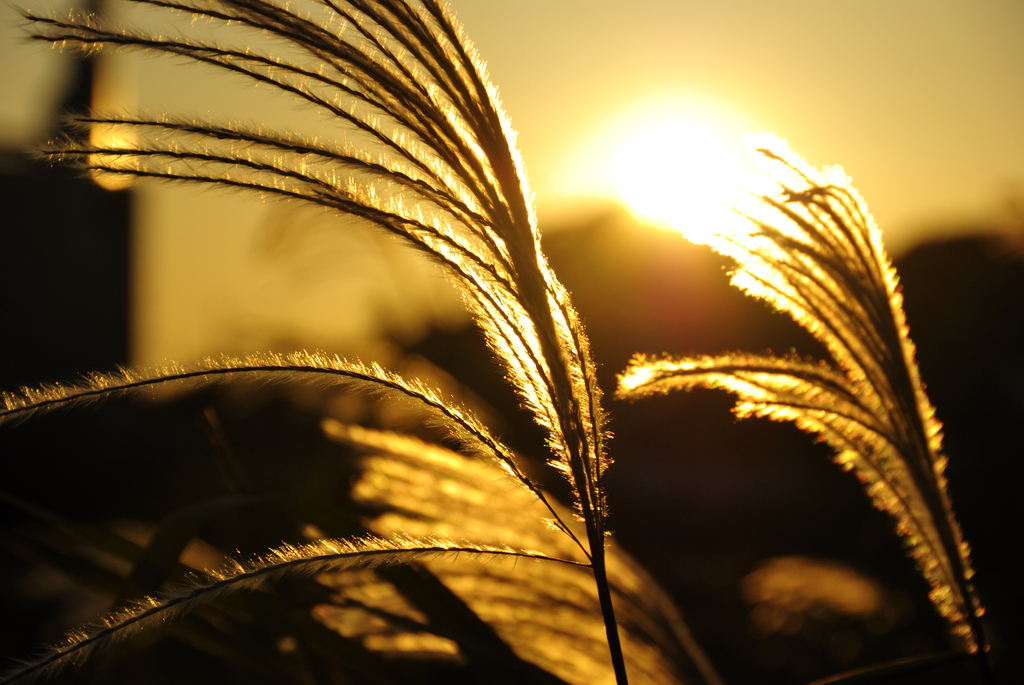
[1,1,1022,683]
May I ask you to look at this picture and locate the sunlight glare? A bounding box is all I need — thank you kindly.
[555,97,759,236]
[611,119,749,233]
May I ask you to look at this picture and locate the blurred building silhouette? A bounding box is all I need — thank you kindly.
[0,38,132,392]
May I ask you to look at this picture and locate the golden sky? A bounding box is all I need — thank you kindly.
[448,0,1024,251]
[5,0,1023,249]
[2,0,1023,363]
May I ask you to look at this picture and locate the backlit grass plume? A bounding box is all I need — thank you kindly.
[0,350,570,529]
[27,0,609,526]
[1,535,568,685]
[322,420,719,685]
[11,0,620,681]
[617,134,986,657]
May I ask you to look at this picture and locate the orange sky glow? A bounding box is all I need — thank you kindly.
[447,0,1024,251]
[4,0,1023,251]
[2,0,1022,363]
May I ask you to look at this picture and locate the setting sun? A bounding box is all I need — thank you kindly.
[555,98,758,233]
[610,119,749,231]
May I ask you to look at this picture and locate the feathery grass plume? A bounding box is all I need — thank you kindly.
[0,534,572,685]
[617,134,985,657]
[23,0,621,677]
[26,0,609,523]
[322,420,723,685]
[0,350,549,507]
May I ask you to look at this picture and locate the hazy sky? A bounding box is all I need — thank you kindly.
[3,1,1023,363]
[5,0,1024,249]
[445,0,1024,251]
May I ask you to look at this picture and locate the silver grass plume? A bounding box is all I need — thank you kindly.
[23,0,622,679]
[0,350,593,684]
[0,350,585,552]
[1,535,575,685]
[617,134,985,656]
[26,0,609,524]
[322,421,723,685]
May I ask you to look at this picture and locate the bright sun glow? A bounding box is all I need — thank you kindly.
[611,120,747,231]
[556,97,758,235]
